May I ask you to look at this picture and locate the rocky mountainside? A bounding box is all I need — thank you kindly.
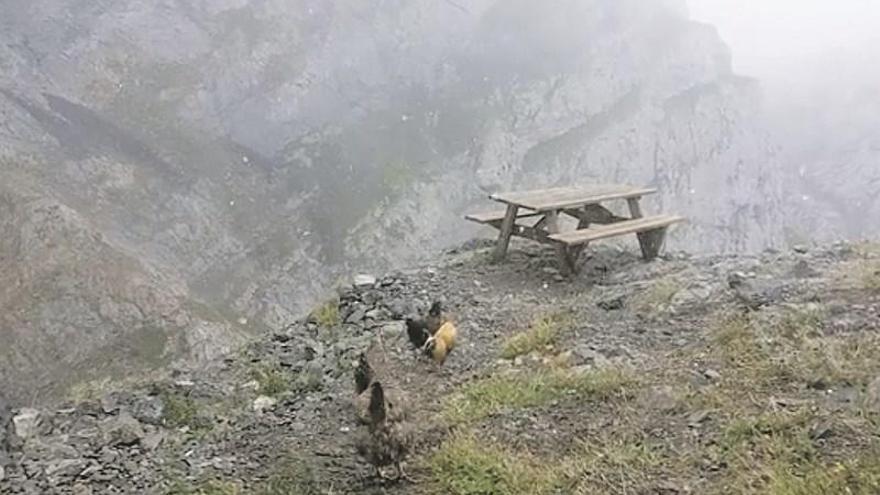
[1,238,879,494]
[1,0,785,404]
[0,186,252,403]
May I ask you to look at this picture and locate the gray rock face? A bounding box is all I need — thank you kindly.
[0,0,787,404]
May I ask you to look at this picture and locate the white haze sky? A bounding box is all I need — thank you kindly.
[687,0,880,90]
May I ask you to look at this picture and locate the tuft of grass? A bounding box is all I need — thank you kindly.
[444,367,635,423]
[67,376,116,403]
[501,312,571,360]
[311,299,340,327]
[853,241,880,258]
[719,411,814,458]
[257,458,319,495]
[835,257,880,292]
[560,435,663,495]
[773,306,826,343]
[859,261,880,292]
[632,278,682,315]
[765,455,880,495]
[250,363,292,397]
[426,431,560,495]
[165,479,243,495]
[712,311,767,369]
[160,390,211,432]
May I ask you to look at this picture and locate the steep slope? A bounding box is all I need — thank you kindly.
[0,186,252,404]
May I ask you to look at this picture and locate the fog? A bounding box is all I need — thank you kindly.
[688,0,880,86]
[690,0,880,240]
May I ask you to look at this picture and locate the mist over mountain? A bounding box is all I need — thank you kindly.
[0,0,842,404]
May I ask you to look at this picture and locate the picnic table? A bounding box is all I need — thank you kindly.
[465,184,684,275]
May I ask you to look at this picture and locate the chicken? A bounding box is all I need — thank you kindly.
[352,350,408,425]
[424,320,457,365]
[425,300,445,335]
[355,381,415,482]
[405,300,447,350]
[405,317,430,349]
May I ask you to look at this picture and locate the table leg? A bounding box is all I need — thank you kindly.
[640,227,667,260]
[493,204,519,262]
[627,197,643,219]
[627,197,656,260]
[546,210,577,275]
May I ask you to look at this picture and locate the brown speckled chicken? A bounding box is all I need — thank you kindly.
[355,381,416,482]
[352,348,408,425]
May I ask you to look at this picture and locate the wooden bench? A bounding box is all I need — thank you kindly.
[549,214,685,273]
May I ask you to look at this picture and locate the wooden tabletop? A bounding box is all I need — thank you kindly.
[489,184,656,212]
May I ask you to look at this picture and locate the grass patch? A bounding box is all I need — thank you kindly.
[311,299,340,327]
[165,479,243,495]
[765,455,880,495]
[860,264,880,292]
[720,411,814,457]
[250,363,292,397]
[257,458,320,495]
[426,431,560,495]
[444,367,635,423]
[67,376,117,403]
[711,410,880,494]
[160,389,212,432]
[560,435,663,495]
[632,278,682,315]
[501,312,571,360]
[712,307,860,388]
[834,255,880,292]
[712,311,768,370]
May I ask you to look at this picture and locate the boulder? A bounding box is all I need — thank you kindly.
[101,412,144,447]
[252,396,278,414]
[353,274,376,288]
[13,409,42,440]
[129,396,165,426]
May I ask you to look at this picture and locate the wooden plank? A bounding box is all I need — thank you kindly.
[548,215,685,246]
[491,184,657,212]
[465,209,542,225]
[492,204,519,262]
